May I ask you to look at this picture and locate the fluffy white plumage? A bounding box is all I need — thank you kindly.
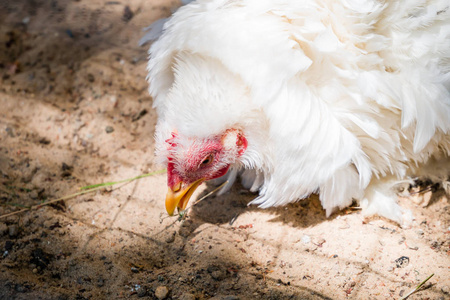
[147,0,450,224]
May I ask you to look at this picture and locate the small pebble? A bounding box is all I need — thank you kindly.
[137,287,147,297]
[165,231,176,243]
[122,5,134,22]
[97,278,104,287]
[65,29,74,38]
[395,256,409,268]
[8,225,19,237]
[407,245,419,251]
[4,240,13,251]
[29,190,38,199]
[39,138,50,145]
[301,235,311,244]
[15,284,26,293]
[210,270,224,280]
[155,286,169,299]
[431,240,440,249]
[87,73,95,82]
[178,220,195,237]
[441,285,449,294]
[105,126,114,133]
[5,127,14,137]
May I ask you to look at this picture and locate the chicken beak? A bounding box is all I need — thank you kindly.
[165,179,204,216]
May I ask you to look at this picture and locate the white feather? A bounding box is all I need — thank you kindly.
[147,0,450,223]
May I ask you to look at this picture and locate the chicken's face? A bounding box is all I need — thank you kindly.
[165,129,247,215]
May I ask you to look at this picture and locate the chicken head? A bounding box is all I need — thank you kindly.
[165,129,247,215]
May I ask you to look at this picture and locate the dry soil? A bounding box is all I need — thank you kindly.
[0,1,449,299]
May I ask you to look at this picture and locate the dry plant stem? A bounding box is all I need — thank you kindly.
[193,181,229,206]
[155,181,230,235]
[180,180,229,217]
[409,186,433,196]
[400,273,434,300]
[0,170,166,220]
[0,185,107,219]
[80,169,166,190]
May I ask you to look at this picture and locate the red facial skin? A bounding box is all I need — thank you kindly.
[166,130,247,191]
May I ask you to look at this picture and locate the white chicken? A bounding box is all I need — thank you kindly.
[146,0,450,224]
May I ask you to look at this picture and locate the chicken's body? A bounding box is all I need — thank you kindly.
[147,0,450,223]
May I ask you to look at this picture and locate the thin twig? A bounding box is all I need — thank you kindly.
[0,185,105,219]
[409,186,433,196]
[400,273,434,300]
[192,181,229,207]
[155,181,229,235]
[80,169,166,190]
[169,180,230,222]
[0,169,166,219]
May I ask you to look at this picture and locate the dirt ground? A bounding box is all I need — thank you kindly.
[0,0,449,299]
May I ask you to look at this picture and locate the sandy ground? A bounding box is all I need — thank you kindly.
[0,1,449,299]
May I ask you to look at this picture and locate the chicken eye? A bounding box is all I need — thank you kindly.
[201,154,214,166]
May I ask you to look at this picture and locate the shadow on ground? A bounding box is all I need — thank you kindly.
[1,1,449,300]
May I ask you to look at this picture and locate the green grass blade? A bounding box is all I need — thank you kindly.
[400,273,434,300]
[80,169,166,190]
